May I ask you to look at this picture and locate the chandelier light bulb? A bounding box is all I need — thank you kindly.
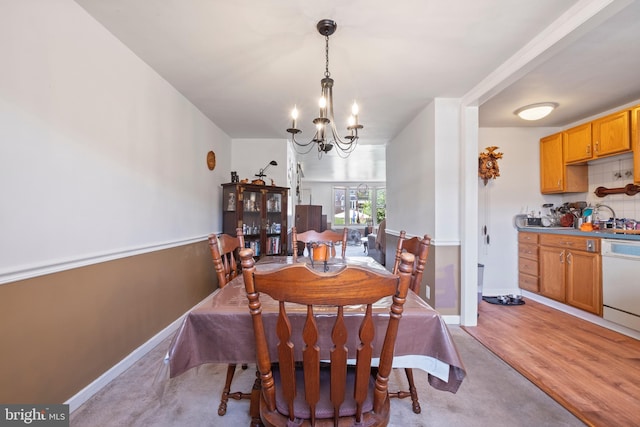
[319,97,327,109]
[351,102,359,116]
[348,115,356,127]
[291,106,298,129]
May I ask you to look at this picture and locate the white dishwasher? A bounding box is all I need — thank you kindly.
[602,239,640,331]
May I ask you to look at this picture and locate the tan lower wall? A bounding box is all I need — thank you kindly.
[0,240,216,404]
[426,245,460,315]
[385,234,460,315]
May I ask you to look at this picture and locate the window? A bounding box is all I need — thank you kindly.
[333,186,385,227]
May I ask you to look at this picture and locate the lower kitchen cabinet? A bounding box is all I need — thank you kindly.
[518,232,539,292]
[539,246,566,301]
[565,250,601,315]
[538,234,602,316]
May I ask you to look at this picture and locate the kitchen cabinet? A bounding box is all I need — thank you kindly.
[518,232,539,292]
[540,132,588,194]
[564,123,592,164]
[538,234,602,315]
[565,250,602,314]
[564,110,631,164]
[592,110,631,157]
[633,105,640,184]
[222,183,289,257]
[539,245,566,301]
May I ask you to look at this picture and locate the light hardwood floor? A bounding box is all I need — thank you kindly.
[463,299,640,427]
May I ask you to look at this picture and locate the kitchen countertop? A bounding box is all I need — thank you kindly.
[517,226,640,241]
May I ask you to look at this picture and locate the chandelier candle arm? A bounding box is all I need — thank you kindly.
[287,19,363,159]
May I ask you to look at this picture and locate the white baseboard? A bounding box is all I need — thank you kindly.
[521,291,640,340]
[66,293,216,413]
[481,288,521,297]
[442,315,460,324]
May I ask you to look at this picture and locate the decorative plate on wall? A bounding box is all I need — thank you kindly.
[206,150,216,170]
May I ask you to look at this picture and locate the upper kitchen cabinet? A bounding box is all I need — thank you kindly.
[565,110,631,164]
[593,110,631,157]
[540,132,587,194]
[564,123,592,164]
[633,105,640,184]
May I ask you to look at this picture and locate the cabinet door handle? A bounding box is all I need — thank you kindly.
[560,250,565,263]
[586,144,591,155]
[557,179,561,187]
[594,140,599,153]
[567,252,572,265]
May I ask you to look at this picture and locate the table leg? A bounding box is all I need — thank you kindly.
[249,370,263,427]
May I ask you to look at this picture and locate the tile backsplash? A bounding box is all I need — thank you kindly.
[583,153,639,220]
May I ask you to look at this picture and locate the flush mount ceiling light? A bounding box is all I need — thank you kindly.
[287,19,363,159]
[514,102,559,121]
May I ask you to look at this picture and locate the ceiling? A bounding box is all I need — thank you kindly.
[73,0,640,182]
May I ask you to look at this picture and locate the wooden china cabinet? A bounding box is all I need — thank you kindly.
[222,183,289,257]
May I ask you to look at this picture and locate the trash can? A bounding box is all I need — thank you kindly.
[477,263,484,304]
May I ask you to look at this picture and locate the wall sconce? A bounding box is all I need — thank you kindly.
[514,102,558,121]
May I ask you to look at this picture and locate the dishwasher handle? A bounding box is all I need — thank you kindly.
[601,239,640,258]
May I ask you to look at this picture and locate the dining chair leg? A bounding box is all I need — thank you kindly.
[218,363,252,416]
[249,370,263,427]
[389,367,422,414]
[405,368,422,414]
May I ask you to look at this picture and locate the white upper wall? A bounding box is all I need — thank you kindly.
[386,102,434,238]
[0,0,231,282]
[433,99,461,244]
[230,139,289,189]
[387,99,462,242]
[477,127,563,295]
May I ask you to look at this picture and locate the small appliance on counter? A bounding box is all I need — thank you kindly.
[514,203,566,228]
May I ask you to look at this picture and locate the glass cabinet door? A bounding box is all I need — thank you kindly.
[241,190,262,257]
[265,193,283,255]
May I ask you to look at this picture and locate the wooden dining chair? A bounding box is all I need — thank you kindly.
[291,226,348,260]
[389,230,432,414]
[208,228,253,416]
[239,248,414,427]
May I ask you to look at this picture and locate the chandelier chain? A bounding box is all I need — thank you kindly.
[324,35,331,78]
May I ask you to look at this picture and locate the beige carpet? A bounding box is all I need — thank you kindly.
[70,326,583,426]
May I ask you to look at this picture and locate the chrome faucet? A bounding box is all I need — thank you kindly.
[595,204,616,221]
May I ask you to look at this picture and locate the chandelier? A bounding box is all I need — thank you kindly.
[287,20,363,158]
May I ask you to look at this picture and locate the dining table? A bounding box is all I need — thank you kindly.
[163,255,466,424]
